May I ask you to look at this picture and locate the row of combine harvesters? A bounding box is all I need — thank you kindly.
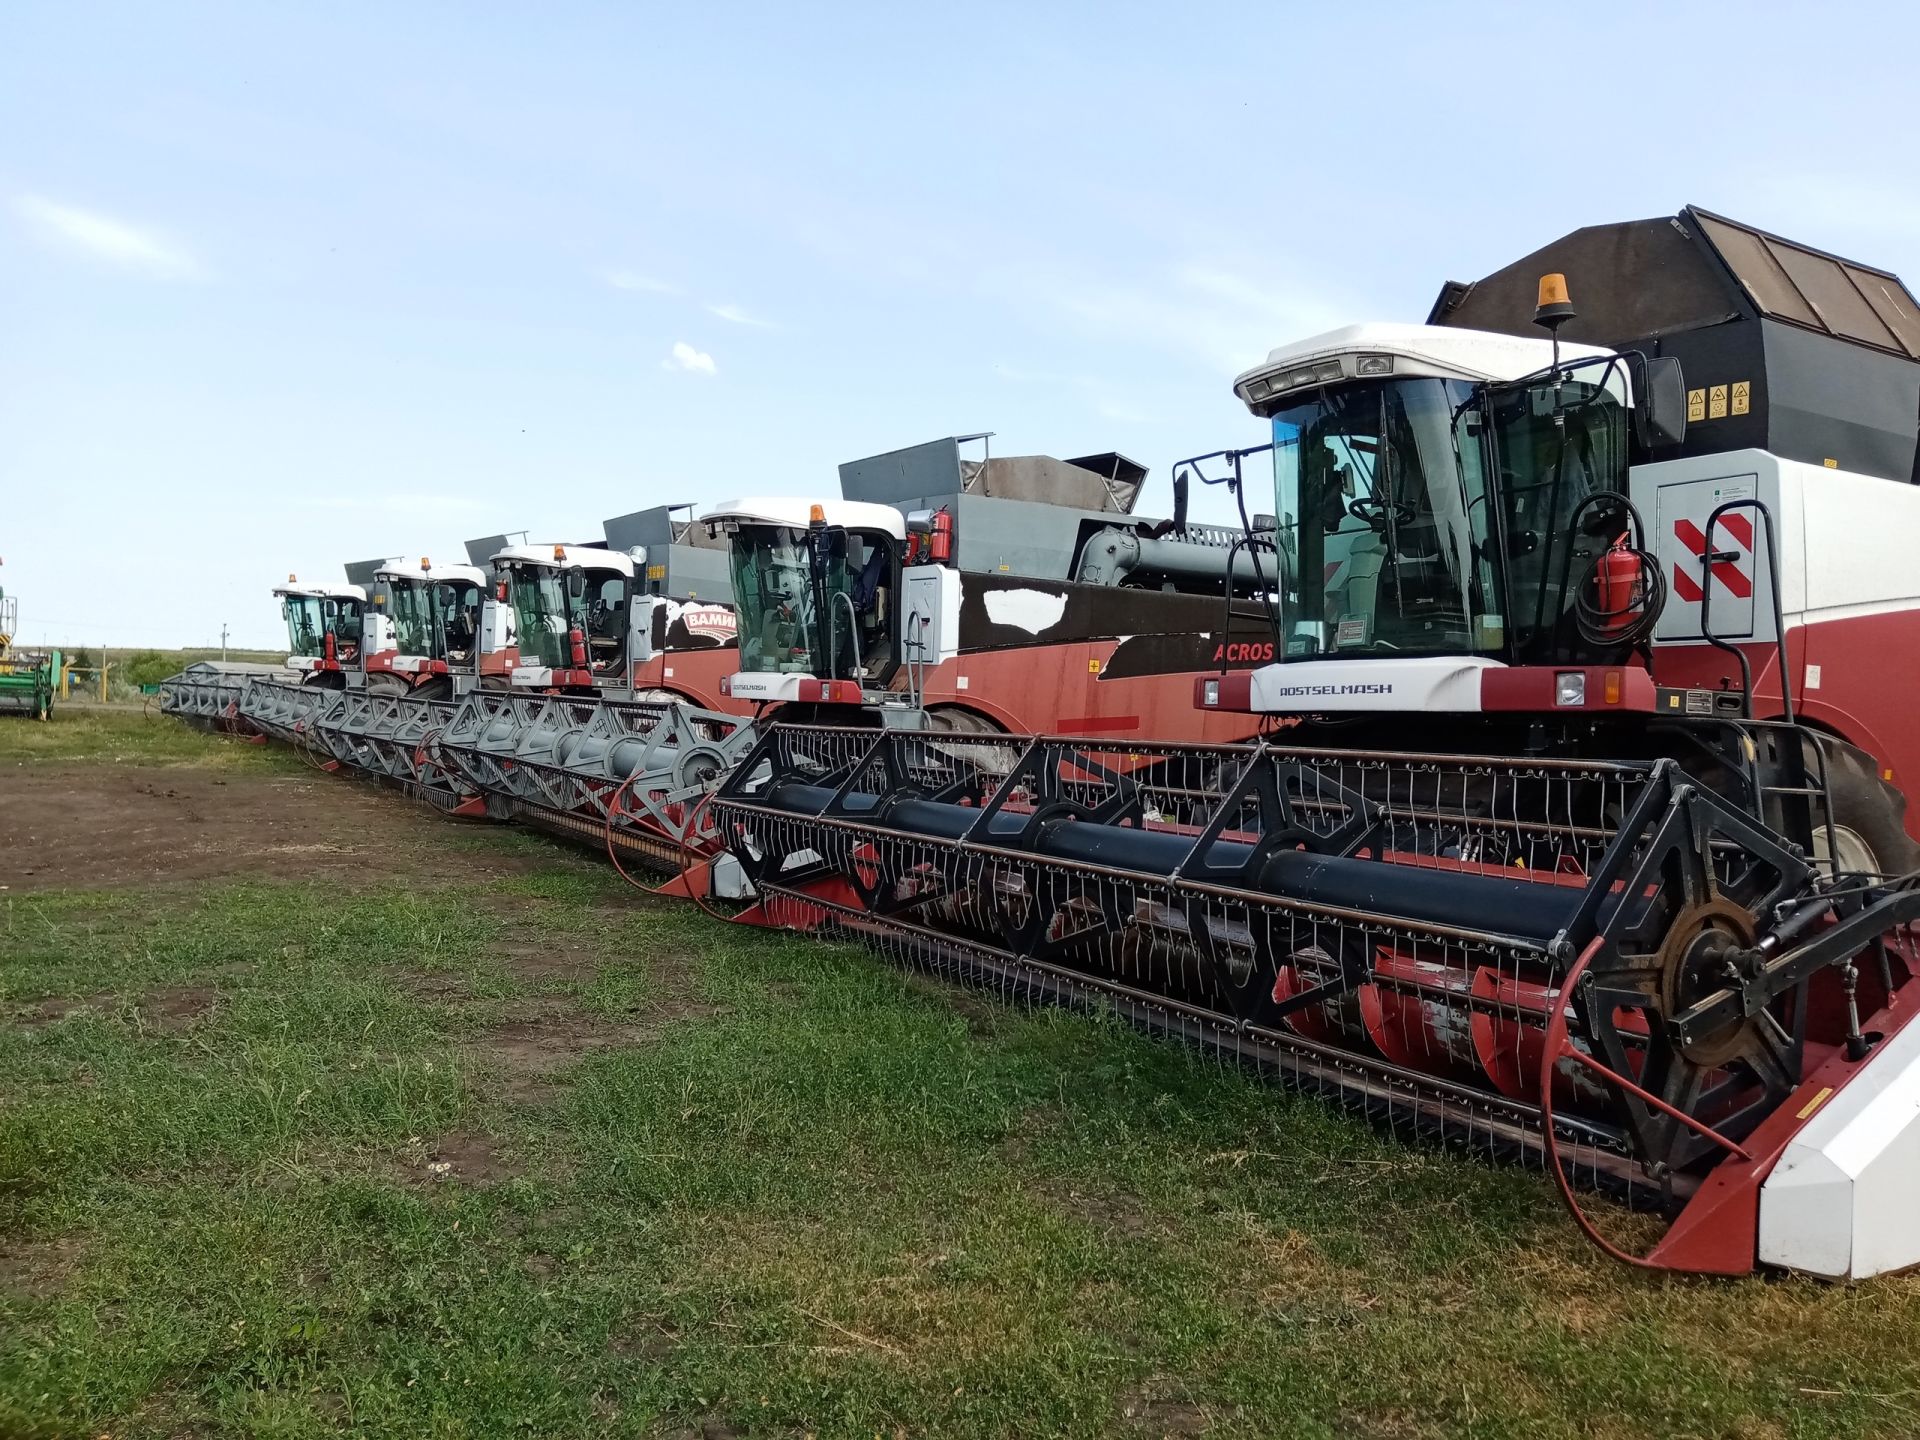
[165,207,1920,1281]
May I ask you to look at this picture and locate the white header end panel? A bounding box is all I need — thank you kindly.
[1758,1017,1920,1279]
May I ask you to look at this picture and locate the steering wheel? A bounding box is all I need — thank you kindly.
[1347,496,1415,529]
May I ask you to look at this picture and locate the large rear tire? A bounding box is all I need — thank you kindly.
[365,672,409,697]
[1812,738,1920,879]
[924,706,1022,776]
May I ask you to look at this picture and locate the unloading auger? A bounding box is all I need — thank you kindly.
[711,721,1920,1276]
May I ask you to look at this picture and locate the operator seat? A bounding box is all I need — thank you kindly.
[1330,530,1386,644]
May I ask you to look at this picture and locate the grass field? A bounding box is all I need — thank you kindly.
[4,714,1920,1438]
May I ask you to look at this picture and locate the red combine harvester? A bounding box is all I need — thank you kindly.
[710,209,1920,1278]
[273,574,367,689]
[360,556,508,697]
[706,439,1279,743]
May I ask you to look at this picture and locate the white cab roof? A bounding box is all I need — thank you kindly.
[489,543,635,576]
[1233,323,1618,413]
[274,581,366,601]
[702,496,907,540]
[376,559,487,585]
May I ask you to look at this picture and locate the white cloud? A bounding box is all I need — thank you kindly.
[603,268,679,295]
[706,302,775,329]
[13,193,201,278]
[663,341,716,375]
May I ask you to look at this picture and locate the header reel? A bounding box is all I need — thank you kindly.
[713,722,1920,1272]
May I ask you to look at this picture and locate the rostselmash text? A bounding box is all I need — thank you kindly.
[1267,682,1395,697]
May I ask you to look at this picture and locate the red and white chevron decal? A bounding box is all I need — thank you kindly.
[1671,513,1752,603]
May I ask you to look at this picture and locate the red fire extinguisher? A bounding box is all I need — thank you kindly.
[1592,537,1646,635]
[928,509,953,563]
[568,627,587,669]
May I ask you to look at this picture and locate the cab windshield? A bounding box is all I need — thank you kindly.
[728,523,896,680]
[432,580,483,664]
[1271,378,1491,658]
[506,564,571,668]
[1269,366,1630,663]
[283,595,327,658]
[505,564,627,672]
[731,526,833,675]
[386,579,433,656]
[282,594,362,659]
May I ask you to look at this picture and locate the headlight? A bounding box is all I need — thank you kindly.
[1554,672,1587,707]
[1202,679,1221,707]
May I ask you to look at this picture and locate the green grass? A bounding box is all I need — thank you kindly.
[5,726,1920,1437]
[0,705,305,769]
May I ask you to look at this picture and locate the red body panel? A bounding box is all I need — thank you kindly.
[1656,609,1920,833]
[630,647,749,714]
[911,640,1267,743]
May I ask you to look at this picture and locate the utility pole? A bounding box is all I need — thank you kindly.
[220,623,229,663]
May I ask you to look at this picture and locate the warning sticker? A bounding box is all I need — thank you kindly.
[1687,388,1706,423]
[1731,380,1751,416]
[1709,384,1728,419]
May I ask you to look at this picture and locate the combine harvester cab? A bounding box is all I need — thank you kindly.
[701,438,1285,749]
[309,556,512,807]
[711,209,1920,1278]
[227,574,371,746]
[359,556,496,701]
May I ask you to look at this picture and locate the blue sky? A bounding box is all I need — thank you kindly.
[3,1,1915,649]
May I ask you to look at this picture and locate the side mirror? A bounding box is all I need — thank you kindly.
[564,566,587,601]
[1172,468,1190,537]
[1636,355,1687,448]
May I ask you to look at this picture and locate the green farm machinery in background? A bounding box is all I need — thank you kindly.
[0,584,59,720]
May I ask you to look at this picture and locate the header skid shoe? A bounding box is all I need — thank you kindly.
[712,722,1920,1276]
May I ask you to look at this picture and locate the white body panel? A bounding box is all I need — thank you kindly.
[1243,656,1502,712]
[1758,1019,1920,1279]
[902,564,961,667]
[1633,447,1920,647]
[629,597,660,663]
[511,665,555,688]
[481,599,514,652]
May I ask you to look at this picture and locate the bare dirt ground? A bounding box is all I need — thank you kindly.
[0,763,524,893]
